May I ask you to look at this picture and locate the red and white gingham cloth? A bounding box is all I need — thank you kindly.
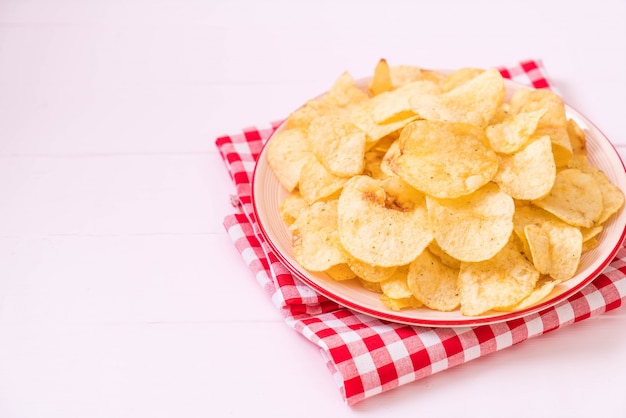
[216,60,626,406]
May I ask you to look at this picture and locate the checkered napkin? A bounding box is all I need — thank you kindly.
[216,60,626,406]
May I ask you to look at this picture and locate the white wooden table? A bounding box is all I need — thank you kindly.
[1,1,625,416]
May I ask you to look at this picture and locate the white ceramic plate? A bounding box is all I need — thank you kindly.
[252,78,626,327]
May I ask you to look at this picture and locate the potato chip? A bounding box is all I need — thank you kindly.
[389,65,429,88]
[325,71,369,108]
[427,183,515,262]
[512,204,561,257]
[298,155,348,204]
[524,220,582,281]
[350,93,419,144]
[510,88,567,128]
[439,67,484,92]
[291,200,347,272]
[367,131,399,152]
[380,294,423,311]
[369,58,393,96]
[279,192,309,226]
[286,72,365,130]
[582,237,600,252]
[380,139,402,178]
[508,228,528,256]
[577,165,625,224]
[489,103,512,125]
[428,240,461,269]
[409,68,505,127]
[286,98,339,131]
[267,128,312,192]
[363,150,388,180]
[493,135,556,200]
[308,114,367,178]
[567,118,588,167]
[509,88,572,166]
[347,256,398,283]
[380,265,413,299]
[395,120,498,198]
[581,225,603,243]
[534,126,573,167]
[362,134,399,180]
[379,266,426,310]
[359,277,382,293]
[372,80,441,123]
[532,168,603,227]
[458,241,540,316]
[407,249,460,311]
[486,109,545,154]
[338,175,433,267]
[497,277,562,311]
[325,263,357,281]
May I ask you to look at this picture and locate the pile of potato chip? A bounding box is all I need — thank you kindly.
[267,59,625,316]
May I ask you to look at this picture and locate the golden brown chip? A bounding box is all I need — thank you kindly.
[380,294,423,311]
[363,150,388,180]
[532,168,604,228]
[389,65,427,88]
[325,263,357,281]
[497,277,562,311]
[493,135,556,200]
[567,118,588,167]
[509,88,567,128]
[380,139,402,178]
[363,135,399,180]
[534,126,573,167]
[380,265,413,299]
[350,93,419,144]
[428,240,461,269]
[409,68,505,127]
[395,120,499,198]
[298,156,348,204]
[489,103,512,125]
[439,67,484,92]
[325,71,369,108]
[582,237,600,252]
[291,200,347,272]
[286,71,366,130]
[427,183,515,262]
[367,131,399,153]
[512,204,561,257]
[524,220,582,281]
[486,109,545,154]
[308,114,367,178]
[509,88,572,166]
[338,176,433,267]
[458,241,540,316]
[369,58,393,96]
[286,98,339,131]
[279,192,309,226]
[581,225,603,243]
[372,80,440,123]
[347,256,398,283]
[267,128,312,192]
[378,266,426,311]
[359,277,382,293]
[577,165,625,224]
[508,229,528,256]
[407,249,460,311]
